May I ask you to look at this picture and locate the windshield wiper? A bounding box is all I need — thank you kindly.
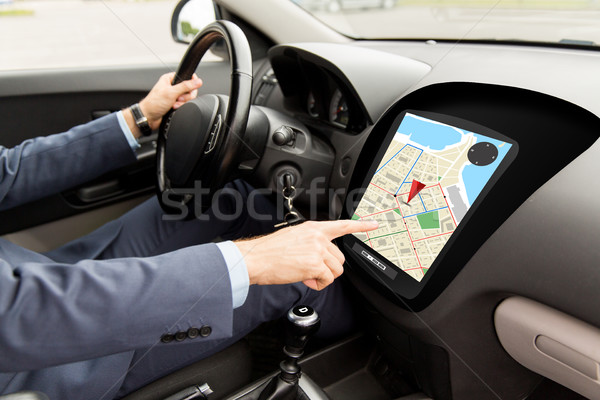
[559,38,596,46]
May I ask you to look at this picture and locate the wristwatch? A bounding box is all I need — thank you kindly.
[130,103,153,136]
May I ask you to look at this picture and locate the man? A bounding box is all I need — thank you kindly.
[0,73,377,399]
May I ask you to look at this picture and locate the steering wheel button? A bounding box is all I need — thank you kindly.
[204,115,222,155]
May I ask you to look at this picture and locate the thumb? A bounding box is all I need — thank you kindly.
[303,279,319,291]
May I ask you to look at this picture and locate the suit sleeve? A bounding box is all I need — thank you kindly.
[0,242,234,373]
[0,113,137,211]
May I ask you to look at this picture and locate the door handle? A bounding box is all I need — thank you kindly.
[76,179,125,203]
[91,110,114,120]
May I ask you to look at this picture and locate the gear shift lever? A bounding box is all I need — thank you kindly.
[258,305,321,400]
[281,305,321,382]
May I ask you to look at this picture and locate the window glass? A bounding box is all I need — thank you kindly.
[291,0,600,47]
[0,0,216,71]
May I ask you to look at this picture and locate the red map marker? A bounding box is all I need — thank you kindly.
[406,180,426,204]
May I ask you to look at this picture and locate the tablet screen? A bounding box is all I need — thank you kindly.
[351,112,514,282]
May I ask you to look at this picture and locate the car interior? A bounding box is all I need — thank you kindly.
[1,0,600,399]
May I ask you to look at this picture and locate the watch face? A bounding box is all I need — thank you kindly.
[131,104,152,135]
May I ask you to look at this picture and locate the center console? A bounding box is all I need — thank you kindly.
[225,305,329,400]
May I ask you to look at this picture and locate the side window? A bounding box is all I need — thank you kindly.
[0,0,217,71]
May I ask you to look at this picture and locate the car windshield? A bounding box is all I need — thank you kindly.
[291,0,600,47]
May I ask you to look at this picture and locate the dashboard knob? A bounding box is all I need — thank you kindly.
[272,126,295,146]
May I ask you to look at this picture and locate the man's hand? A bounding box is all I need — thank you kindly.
[124,72,203,137]
[234,220,378,291]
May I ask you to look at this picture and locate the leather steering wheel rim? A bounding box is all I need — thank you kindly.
[156,20,253,215]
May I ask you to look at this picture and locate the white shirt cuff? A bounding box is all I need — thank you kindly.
[215,241,250,309]
[116,110,141,153]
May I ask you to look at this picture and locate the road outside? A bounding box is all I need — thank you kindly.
[2,0,600,72]
[312,1,600,44]
[314,3,600,44]
[0,0,194,71]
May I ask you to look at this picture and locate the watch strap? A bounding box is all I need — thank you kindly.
[130,103,153,136]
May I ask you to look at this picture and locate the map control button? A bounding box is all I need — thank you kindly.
[468,142,498,166]
[353,243,398,280]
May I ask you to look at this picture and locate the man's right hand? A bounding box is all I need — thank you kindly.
[139,72,203,131]
[122,72,203,138]
[234,220,378,291]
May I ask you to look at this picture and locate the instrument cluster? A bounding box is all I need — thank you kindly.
[306,87,350,129]
[268,45,370,134]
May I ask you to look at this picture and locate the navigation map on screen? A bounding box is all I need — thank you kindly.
[352,113,513,282]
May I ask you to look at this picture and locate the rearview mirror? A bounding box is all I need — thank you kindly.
[171,0,217,44]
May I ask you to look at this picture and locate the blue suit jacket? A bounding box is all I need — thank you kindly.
[0,114,234,399]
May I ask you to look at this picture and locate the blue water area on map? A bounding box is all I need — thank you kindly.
[398,113,512,207]
[397,113,462,150]
[462,135,512,206]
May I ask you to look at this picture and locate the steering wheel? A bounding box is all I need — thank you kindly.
[156,20,253,217]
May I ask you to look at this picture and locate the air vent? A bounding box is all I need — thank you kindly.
[253,68,277,106]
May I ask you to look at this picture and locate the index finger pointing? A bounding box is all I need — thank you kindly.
[318,220,378,240]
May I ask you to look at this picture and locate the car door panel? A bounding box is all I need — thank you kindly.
[0,63,232,147]
[2,196,150,253]
[0,61,232,246]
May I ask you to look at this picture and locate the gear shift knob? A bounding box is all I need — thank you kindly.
[285,305,321,355]
[257,306,322,399]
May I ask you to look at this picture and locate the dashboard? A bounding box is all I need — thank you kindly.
[261,41,600,309]
[253,40,600,399]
